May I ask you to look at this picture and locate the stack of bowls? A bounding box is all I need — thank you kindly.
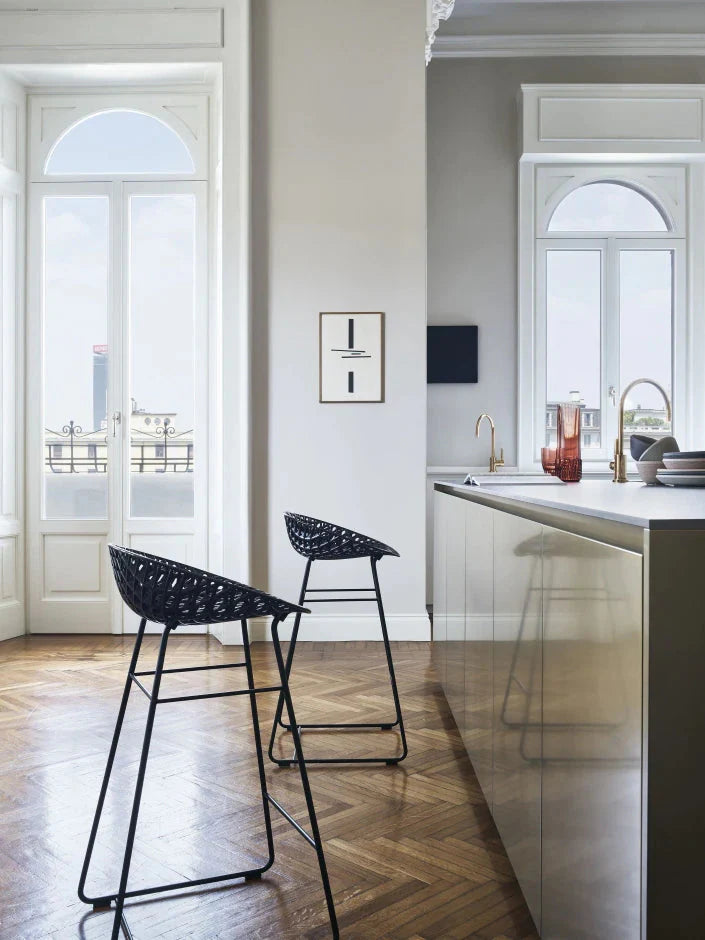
[657,451,705,487]
[632,436,679,484]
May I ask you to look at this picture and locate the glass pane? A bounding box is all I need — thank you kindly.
[620,250,673,451]
[43,196,109,518]
[548,183,668,232]
[546,250,602,451]
[129,194,195,518]
[46,110,194,176]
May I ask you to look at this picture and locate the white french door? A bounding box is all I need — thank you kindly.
[27,180,208,633]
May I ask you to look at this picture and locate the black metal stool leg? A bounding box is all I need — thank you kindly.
[271,555,408,765]
[371,557,408,764]
[268,559,312,759]
[111,623,173,940]
[271,618,339,940]
[78,617,148,908]
[240,618,275,875]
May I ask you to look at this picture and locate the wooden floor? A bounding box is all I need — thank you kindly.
[0,635,538,939]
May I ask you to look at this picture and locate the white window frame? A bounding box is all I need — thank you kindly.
[519,163,689,470]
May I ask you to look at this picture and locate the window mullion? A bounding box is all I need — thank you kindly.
[603,237,620,461]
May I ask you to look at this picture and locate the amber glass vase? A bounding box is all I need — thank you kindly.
[556,403,582,482]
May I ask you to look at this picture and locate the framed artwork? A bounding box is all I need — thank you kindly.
[319,312,385,403]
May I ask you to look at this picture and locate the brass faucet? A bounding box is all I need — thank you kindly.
[611,378,672,483]
[475,413,504,473]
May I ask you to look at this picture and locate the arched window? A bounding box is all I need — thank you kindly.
[548,181,669,232]
[45,110,194,175]
[530,167,685,466]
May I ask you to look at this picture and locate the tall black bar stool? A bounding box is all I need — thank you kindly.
[78,545,339,940]
[268,512,408,766]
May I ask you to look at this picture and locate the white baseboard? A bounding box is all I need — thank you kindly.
[217,613,431,645]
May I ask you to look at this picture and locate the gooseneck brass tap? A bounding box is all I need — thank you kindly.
[611,378,672,483]
[475,413,504,473]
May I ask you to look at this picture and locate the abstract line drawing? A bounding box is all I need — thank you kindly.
[319,313,384,403]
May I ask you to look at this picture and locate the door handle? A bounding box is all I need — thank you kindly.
[608,385,617,406]
[112,411,122,437]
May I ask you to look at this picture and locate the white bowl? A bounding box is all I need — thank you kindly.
[636,460,665,484]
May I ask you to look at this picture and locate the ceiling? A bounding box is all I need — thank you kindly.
[440,1,705,37]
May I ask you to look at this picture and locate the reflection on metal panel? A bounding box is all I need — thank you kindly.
[493,513,542,931]
[432,492,448,688]
[541,530,642,940]
[446,500,466,730]
[465,500,493,806]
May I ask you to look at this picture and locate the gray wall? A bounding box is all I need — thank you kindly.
[427,55,705,470]
[251,0,429,635]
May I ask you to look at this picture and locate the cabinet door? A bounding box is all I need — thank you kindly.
[464,500,493,804]
[445,496,466,727]
[432,491,448,689]
[541,529,642,940]
[493,511,542,931]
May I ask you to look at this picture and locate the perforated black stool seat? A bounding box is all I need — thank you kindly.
[78,546,339,940]
[285,511,400,562]
[269,513,408,767]
[110,546,302,626]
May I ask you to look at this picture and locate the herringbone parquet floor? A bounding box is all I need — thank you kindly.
[0,635,538,939]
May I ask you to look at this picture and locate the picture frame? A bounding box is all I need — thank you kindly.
[319,312,385,403]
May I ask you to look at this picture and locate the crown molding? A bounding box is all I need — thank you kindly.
[432,32,705,59]
[426,0,456,65]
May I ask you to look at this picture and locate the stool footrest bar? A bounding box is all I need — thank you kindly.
[267,794,316,848]
[158,685,281,705]
[305,588,375,593]
[134,662,247,677]
[304,597,378,603]
[129,675,152,700]
[120,912,134,940]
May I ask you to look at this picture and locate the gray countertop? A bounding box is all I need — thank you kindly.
[435,479,705,530]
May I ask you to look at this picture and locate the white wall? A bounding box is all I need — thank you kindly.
[251,0,429,640]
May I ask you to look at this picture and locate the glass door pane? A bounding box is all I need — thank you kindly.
[128,193,195,518]
[43,196,109,518]
[545,250,602,451]
[619,250,673,450]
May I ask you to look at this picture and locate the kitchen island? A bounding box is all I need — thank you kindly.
[433,480,705,940]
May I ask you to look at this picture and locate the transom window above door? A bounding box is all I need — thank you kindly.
[29,93,208,181]
[531,166,686,465]
[46,109,195,176]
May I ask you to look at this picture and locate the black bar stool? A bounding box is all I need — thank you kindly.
[268,512,408,766]
[78,545,339,940]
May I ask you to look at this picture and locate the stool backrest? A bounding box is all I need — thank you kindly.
[108,545,306,626]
